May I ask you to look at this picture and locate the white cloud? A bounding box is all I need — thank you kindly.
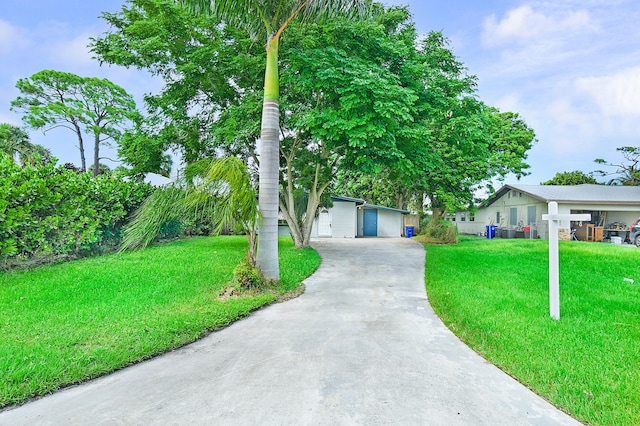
[0,19,29,54]
[482,5,594,47]
[575,66,640,116]
[47,32,96,68]
[492,93,522,113]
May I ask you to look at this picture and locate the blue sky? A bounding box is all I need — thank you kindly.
[2,1,640,185]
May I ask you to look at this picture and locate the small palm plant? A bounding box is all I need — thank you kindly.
[121,157,260,266]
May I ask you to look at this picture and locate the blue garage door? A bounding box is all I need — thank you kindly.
[363,209,378,236]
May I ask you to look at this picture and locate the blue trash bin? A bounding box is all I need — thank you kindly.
[405,225,414,238]
[486,225,497,239]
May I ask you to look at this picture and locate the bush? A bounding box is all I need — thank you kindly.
[0,157,152,269]
[417,218,458,244]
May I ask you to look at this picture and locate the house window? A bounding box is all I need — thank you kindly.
[496,212,501,224]
[460,213,466,222]
[510,208,518,226]
[470,212,475,222]
[527,206,536,226]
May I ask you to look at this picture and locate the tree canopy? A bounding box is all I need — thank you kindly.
[542,170,598,185]
[92,0,536,245]
[11,70,138,177]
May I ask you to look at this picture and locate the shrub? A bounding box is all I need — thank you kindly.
[232,256,273,291]
[0,157,152,269]
[417,217,458,244]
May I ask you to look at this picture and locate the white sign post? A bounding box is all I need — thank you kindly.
[541,202,591,320]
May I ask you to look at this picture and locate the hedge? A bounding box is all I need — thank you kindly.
[0,157,152,268]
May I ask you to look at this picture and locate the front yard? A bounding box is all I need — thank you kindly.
[425,236,640,426]
[0,236,320,408]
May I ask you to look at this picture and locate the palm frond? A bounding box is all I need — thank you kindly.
[186,157,259,235]
[120,185,188,250]
[175,0,370,40]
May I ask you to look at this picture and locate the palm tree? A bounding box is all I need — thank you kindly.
[177,0,368,280]
[0,123,34,164]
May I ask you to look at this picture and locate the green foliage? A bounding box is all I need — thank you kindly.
[0,157,152,268]
[542,170,598,185]
[91,1,261,166]
[11,70,138,176]
[417,218,458,244]
[425,237,640,425]
[0,123,45,166]
[0,236,321,408]
[334,168,411,210]
[92,2,534,249]
[232,256,269,290]
[118,127,173,178]
[121,157,259,262]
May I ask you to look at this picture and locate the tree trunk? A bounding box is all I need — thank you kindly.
[395,193,404,210]
[93,133,100,177]
[256,35,281,280]
[74,122,86,173]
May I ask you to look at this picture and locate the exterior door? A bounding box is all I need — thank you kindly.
[318,210,332,237]
[363,209,378,236]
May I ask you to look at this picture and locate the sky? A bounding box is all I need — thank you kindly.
[1,0,640,186]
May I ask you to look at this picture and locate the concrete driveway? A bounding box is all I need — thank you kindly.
[0,238,582,425]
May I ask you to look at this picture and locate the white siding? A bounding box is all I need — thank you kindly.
[465,189,640,240]
[377,209,403,237]
[331,201,357,238]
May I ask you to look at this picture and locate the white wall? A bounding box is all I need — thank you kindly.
[331,201,357,238]
[377,209,403,237]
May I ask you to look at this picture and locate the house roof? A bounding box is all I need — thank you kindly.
[359,203,410,214]
[331,195,366,203]
[487,184,640,206]
[331,195,410,214]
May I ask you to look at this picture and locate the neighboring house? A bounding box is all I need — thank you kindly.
[310,196,410,238]
[454,184,640,241]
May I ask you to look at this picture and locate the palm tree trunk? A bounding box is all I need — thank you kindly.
[256,35,280,280]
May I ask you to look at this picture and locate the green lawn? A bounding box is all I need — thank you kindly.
[0,236,321,408]
[424,236,640,426]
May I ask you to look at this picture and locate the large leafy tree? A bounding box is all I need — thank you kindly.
[274,8,420,246]
[11,70,138,177]
[402,33,535,219]
[175,0,368,279]
[93,1,407,250]
[331,30,536,220]
[92,0,260,171]
[93,2,535,250]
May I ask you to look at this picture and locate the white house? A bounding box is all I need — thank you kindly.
[454,184,640,241]
[311,196,410,238]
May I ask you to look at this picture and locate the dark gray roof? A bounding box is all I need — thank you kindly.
[488,184,640,206]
